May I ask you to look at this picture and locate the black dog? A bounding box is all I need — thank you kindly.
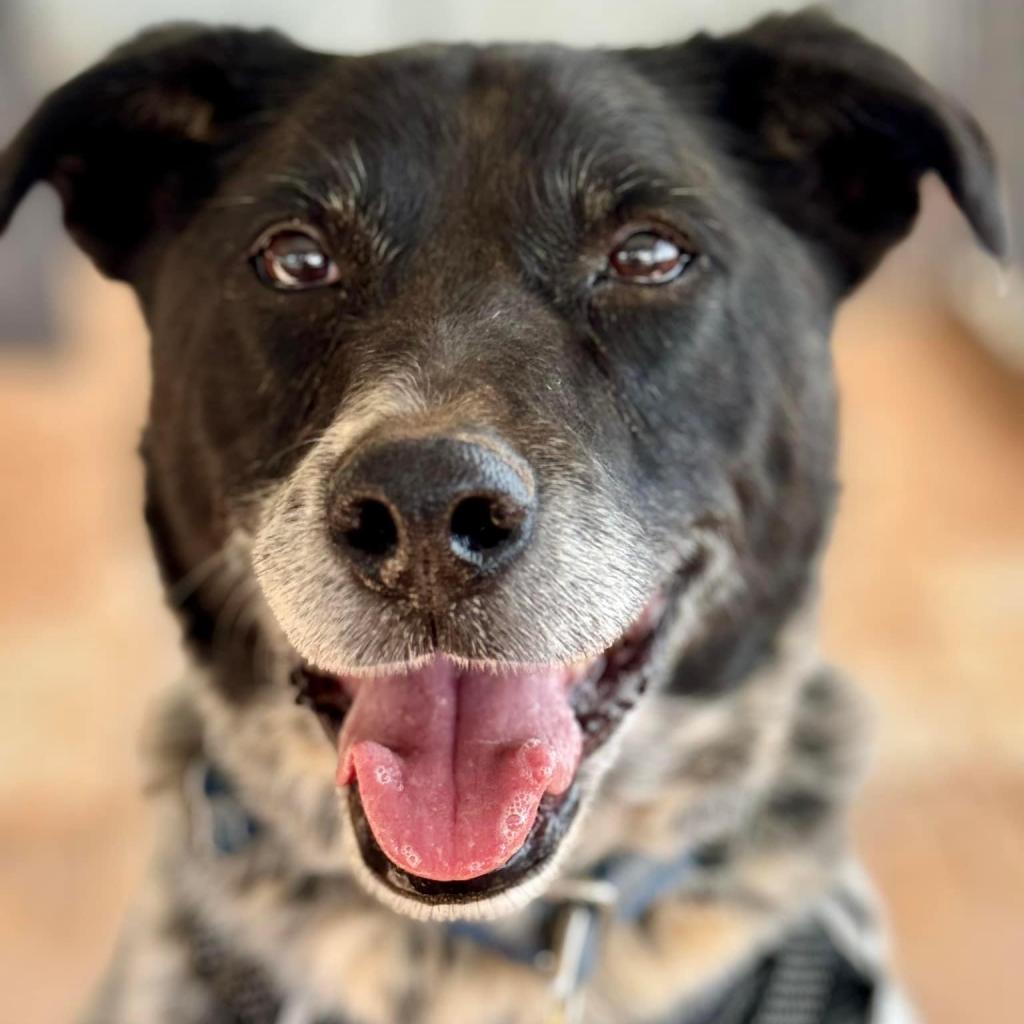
[0,10,1003,1023]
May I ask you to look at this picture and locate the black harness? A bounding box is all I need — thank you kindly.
[186,761,878,1024]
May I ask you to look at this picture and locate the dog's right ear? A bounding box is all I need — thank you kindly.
[628,10,1008,293]
[0,24,328,280]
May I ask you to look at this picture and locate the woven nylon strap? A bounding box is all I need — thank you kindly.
[187,916,872,1024]
[185,761,874,1024]
[686,922,873,1024]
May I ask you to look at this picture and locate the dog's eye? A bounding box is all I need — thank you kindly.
[252,228,340,290]
[608,229,692,285]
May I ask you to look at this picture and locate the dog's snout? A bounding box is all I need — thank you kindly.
[329,436,535,598]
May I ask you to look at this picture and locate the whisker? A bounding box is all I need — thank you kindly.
[667,185,711,199]
[211,576,262,653]
[266,173,333,208]
[168,548,232,607]
[207,194,263,209]
[243,425,334,477]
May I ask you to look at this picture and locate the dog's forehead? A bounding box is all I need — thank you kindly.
[276,45,694,210]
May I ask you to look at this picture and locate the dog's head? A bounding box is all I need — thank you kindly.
[1,12,1003,918]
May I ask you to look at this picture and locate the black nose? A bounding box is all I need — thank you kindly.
[329,436,536,599]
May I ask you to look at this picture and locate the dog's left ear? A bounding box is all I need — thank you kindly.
[629,9,1008,292]
[0,24,328,281]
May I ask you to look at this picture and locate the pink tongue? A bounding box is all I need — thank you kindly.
[337,656,582,881]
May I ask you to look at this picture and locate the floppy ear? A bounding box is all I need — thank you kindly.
[0,25,328,280]
[630,9,1007,291]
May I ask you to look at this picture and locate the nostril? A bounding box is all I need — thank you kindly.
[450,495,522,559]
[341,498,399,558]
[332,436,536,593]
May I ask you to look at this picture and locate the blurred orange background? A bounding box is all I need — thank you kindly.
[1,4,1022,1023]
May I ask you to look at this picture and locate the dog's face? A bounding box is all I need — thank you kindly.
[1,13,1002,918]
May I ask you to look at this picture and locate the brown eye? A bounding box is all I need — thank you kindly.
[253,228,340,290]
[608,229,692,285]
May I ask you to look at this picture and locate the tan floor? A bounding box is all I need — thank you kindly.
[823,282,1024,1024]
[0,237,1021,1023]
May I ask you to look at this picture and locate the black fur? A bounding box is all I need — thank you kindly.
[0,19,1001,686]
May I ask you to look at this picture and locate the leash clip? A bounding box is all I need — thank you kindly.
[546,879,618,1024]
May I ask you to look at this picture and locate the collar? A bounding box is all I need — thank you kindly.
[188,759,264,855]
[450,850,699,1023]
[186,757,698,1020]
[184,758,877,1024]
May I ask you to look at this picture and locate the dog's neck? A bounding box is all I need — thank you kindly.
[142,596,867,1023]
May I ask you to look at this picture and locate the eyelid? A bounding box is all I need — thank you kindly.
[247,219,330,259]
[607,186,731,255]
[606,217,697,254]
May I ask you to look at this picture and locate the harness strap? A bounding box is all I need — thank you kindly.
[754,925,863,1024]
[183,758,878,1024]
[693,923,873,1024]
[186,915,874,1024]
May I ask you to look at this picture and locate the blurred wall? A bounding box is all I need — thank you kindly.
[12,0,808,63]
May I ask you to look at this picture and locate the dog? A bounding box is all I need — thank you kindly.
[0,9,1005,1023]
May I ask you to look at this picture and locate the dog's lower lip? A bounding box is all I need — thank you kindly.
[347,783,583,905]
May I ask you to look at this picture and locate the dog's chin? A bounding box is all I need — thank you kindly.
[289,584,681,921]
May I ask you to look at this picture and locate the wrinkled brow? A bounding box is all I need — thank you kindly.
[533,146,716,228]
[269,137,370,214]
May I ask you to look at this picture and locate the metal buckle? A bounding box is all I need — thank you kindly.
[545,879,619,1023]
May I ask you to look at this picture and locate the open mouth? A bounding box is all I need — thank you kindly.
[295,595,670,904]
